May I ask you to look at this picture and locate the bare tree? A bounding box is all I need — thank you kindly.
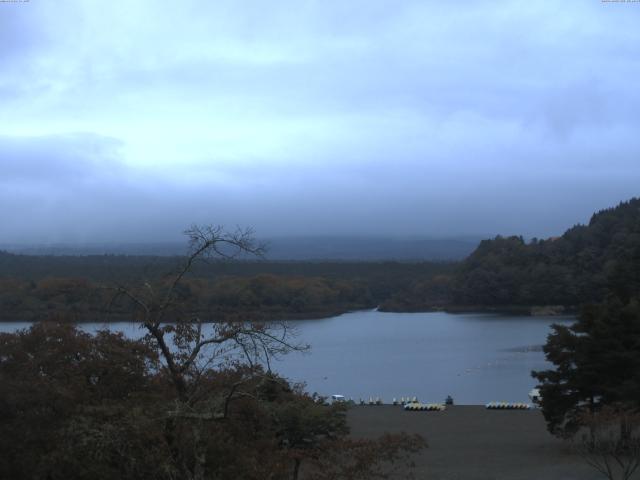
[107,225,308,480]
[577,405,640,480]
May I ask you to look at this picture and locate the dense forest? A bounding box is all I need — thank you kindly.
[384,198,640,312]
[0,252,453,321]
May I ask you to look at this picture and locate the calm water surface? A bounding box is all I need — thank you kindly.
[276,310,574,404]
[0,310,574,404]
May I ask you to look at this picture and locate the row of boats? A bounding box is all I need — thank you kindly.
[485,402,532,409]
[331,390,541,410]
[404,402,447,411]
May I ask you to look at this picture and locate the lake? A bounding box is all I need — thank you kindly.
[0,310,574,405]
[276,310,574,404]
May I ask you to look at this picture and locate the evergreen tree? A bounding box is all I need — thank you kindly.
[532,296,640,437]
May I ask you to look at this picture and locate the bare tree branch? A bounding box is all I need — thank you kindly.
[103,224,306,405]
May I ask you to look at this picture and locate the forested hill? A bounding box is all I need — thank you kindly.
[380,198,640,312]
[451,198,640,307]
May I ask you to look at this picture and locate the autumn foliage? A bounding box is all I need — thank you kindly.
[0,323,424,480]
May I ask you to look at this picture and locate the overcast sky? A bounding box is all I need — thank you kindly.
[1,1,639,244]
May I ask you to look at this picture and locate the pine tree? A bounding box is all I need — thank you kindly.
[533,296,640,437]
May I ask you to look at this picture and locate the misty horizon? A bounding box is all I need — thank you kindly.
[0,234,483,261]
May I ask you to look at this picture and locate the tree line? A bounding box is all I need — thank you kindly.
[0,274,375,322]
[0,251,453,322]
[3,198,640,318]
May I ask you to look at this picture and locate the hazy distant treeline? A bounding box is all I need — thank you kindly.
[1,235,481,261]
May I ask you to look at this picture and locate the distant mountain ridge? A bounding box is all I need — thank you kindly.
[1,236,483,261]
[264,236,482,261]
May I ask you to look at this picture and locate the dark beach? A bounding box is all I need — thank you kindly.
[348,405,605,480]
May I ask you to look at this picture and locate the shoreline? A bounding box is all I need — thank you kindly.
[0,304,577,324]
[379,304,578,316]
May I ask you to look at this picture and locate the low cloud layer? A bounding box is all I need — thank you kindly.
[1,1,639,244]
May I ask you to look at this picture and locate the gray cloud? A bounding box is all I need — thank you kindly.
[0,1,639,244]
[0,133,124,182]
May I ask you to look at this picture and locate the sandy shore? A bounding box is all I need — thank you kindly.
[347,405,607,480]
